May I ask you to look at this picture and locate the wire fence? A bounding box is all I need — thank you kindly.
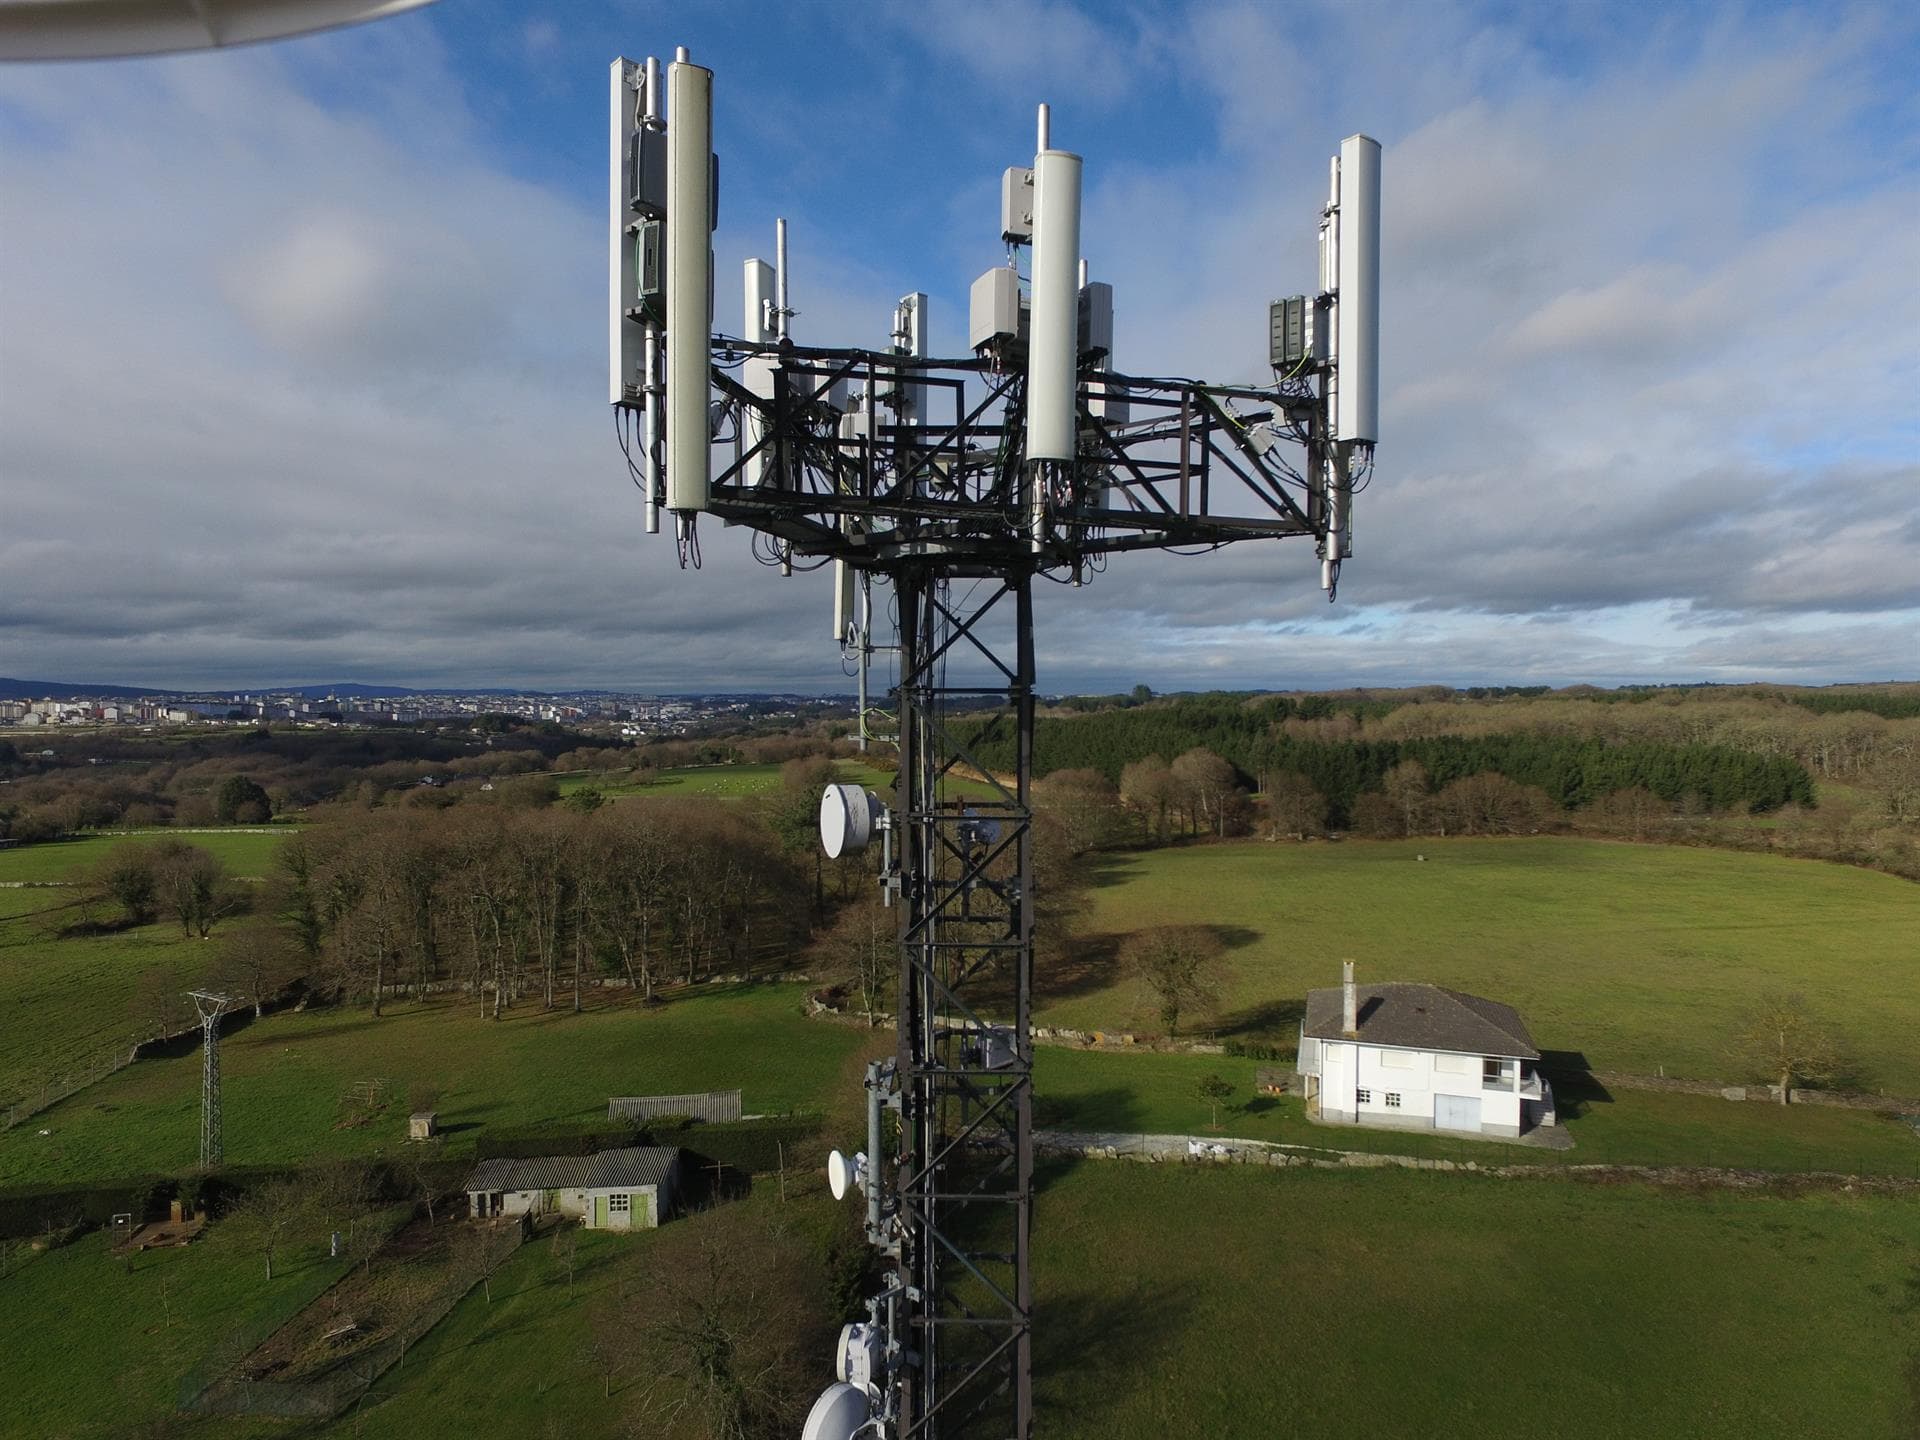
[3,1045,140,1131]
[1036,1123,1920,1184]
[180,1217,524,1422]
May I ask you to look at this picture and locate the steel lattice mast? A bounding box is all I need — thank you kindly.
[608,46,1379,1440]
[188,990,234,1169]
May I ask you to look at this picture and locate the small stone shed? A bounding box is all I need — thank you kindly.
[461,1146,680,1230]
[408,1111,438,1141]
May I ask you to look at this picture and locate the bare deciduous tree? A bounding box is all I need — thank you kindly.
[612,1211,834,1440]
[1737,993,1839,1104]
[1120,925,1226,1039]
[224,1176,314,1282]
[1265,771,1328,840]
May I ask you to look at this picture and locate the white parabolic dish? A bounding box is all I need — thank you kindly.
[827,1148,851,1201]
[801,1381,869,1440]
[820,783,878,859]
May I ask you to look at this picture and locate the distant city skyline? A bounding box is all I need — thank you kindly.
[2,2,1915,691]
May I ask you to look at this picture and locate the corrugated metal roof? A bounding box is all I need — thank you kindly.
[1302,982,1539,1059]
[462,1146,678,1195]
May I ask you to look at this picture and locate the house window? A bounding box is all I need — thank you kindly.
[608,1193,632,1214]
[1356,1088,1372,1104]
[1483,1058,1505,1082]
[1385,1093,1402,1108]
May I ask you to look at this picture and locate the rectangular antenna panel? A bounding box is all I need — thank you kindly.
[665,59,715,512]
[608,58,643,405]
[1334,134,1380,444]
[632,128,667,217]
[832,559,854,642]
[1077,281,1113,360]
[742,353,778,488]
[744,259,775,344]
[897,291,928,423]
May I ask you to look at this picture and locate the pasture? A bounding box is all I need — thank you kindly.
[0,830,288,1106]
[0,985,870,1185]
[555,759,896,800]
[1052,837,1920,1094]
[21,1163,1909,1440]
[5,988,1915,1187]
[1034,1161,1920,1439]
[553,758,996,802]
[0,1223,345,1440]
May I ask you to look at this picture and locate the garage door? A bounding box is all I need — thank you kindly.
[1435,1094,1481,1132]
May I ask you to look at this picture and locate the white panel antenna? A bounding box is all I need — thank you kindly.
[1334,134,1381,445]
[1025,140,1083,464]
[609,59,643,407]
[664,54,715,517]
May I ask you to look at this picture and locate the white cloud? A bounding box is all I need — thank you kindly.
[0,2,1914,692]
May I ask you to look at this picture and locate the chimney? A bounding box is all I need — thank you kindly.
[1342,961,1358,1037]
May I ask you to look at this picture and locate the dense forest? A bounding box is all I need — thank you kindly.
[970,696,1817,824]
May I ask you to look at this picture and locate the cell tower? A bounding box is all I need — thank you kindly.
[188,990,235,1169]
[609,49,1380,1440]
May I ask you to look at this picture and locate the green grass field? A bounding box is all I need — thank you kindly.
[6,991,1914,1187]
[1038,1047,1920,1178]
[1034,1161,1920,1439]
[1054,837,1920,1093]
[553,759,895,800]
[32,1163,1909,1440]
[554,759,998,802]
[0,830,286,884]
[0,831,290,1106]
[0,1223,346,1440]
[0,985,870,1185]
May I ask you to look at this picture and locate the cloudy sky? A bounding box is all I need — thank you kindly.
[1,0,1915,693]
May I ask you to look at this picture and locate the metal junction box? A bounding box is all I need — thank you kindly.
[1000,166,1034,244]
[1270,295,1308,367]
[970,265,1027,352]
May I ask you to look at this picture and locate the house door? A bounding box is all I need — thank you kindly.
[1436,1095,1481,1132]
[593,1194,608,1228]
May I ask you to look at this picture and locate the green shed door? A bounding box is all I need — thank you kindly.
[593,1194,608,1228]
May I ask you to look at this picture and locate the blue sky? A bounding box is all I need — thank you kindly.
[1,0,1915,692]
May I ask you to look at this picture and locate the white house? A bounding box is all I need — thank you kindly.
[1297,963,1554,1138]
[461,1146,680,1229]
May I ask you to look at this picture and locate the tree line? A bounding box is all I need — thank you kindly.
[973,699,1816,826]
[0,716,863,843]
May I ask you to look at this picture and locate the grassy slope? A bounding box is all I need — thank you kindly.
[556,760,894,800]
[0,831,288,1103]
[119,1166,1920,1440]
[1056,837,1920,1092]
[1039,1048,1920,1177]
[6,998,1913,1187]
[556,760,998,802]
[0,830,286,883]
[0,985,868,1185]
[0,1226,342,1440]
[1035,1161,1920,1440]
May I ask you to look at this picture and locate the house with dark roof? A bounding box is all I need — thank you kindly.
[461,1146,681,1230]
[1296,963,1554,1138]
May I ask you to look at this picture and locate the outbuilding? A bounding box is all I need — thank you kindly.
[1296,963,1554,1138]
[461,1146,680,1229]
